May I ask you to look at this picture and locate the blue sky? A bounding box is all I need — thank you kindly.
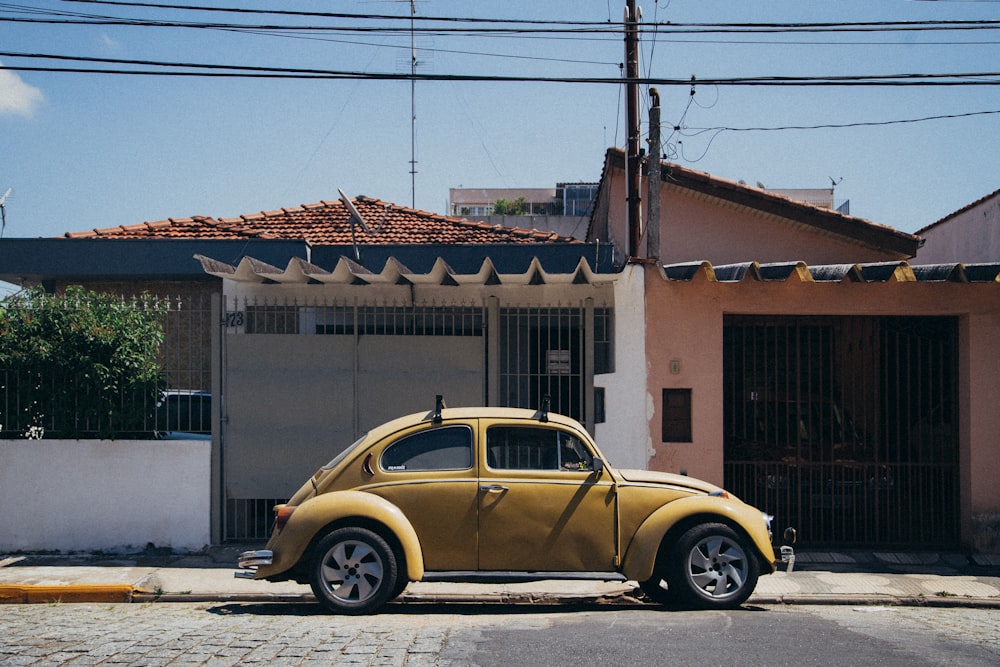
[2,0,999,241]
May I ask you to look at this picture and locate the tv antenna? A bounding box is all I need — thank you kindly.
[0,188,11,238]
[392,1,432,208]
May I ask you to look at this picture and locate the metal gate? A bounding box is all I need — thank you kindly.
[221,301,486,541]
[498,307,611,423]
[220,298,611,541]
[723,315,959,548]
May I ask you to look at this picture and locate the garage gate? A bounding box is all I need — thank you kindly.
[221,298,611,541]
[723,315,959,548]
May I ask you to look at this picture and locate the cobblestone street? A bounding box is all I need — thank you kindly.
[1,602,998,666]
[1,602,460,666]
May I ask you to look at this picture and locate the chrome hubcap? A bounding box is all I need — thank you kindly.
[321,539,384,603]
[686,536,748,599]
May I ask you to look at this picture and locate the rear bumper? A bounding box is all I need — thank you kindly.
[234,550,273,579]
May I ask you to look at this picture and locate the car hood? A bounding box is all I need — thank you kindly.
[616,468,723,495]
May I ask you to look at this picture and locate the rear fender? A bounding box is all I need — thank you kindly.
[621,495,775,582]
[258,490,425,582]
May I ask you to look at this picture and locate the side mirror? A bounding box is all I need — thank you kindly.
[592,457,605,475]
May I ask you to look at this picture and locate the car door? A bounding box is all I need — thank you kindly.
[368,422,480,571]
[477,422,617,572]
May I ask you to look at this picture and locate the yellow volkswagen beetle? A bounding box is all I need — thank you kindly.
[236,398,789,614]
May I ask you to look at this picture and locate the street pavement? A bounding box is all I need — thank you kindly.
[1,546,998,609]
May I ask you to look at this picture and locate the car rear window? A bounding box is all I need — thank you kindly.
[381,425,474,472]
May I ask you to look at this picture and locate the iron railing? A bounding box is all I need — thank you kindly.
[723,315,959,548]
[0,290,213,439]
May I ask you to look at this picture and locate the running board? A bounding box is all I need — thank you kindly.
[421,571,628,584]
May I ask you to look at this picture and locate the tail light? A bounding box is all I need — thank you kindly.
[273,504,296,534]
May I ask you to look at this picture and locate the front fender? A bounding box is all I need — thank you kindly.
[258,490,425,582]
[621,495,775,582]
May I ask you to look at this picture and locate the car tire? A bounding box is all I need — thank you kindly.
[665,522,759,610]
[309,527,399,615]
[389,575,410,601]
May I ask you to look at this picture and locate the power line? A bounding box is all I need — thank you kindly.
[56,0,630,25]
[7,10,1000,34]
[55,1,1000,32]
[685,109,1000,132]
[5,52,1000,86]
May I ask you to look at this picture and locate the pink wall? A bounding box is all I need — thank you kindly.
[655,187,903,265]
[643,266,1000,548]
[599,169,908,265]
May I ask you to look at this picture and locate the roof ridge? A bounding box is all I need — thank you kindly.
[351,195,578,242]
[605,146,912,234]
[600,147,920,257]
[916,185,1000,235]
[60,194,579,244]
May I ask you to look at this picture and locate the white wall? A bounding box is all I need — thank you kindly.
[593,265,651,470]
[917,193,1000,263]
[0,439,210,552]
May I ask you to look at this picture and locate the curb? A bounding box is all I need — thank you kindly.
[132,592,316,604]
[0,584,135,604]
[750,594,1000,609]
[3,585,998,609]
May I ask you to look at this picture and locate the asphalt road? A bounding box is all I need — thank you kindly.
[1,602,997,665]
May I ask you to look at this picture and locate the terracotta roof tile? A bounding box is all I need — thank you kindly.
[62,196,580,245]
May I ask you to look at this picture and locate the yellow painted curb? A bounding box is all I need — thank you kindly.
[0,584,135,604]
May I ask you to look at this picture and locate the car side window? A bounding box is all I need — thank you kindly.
[381,425,473,472]
[486,426,593,471]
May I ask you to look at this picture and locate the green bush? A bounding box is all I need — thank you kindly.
[0,286,168,439]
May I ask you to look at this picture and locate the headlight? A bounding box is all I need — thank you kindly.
[763,512,774,540]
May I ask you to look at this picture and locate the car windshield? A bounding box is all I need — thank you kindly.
[320,433,369,470]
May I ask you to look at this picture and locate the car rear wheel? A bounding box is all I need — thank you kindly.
[665,523,759,610]
[309,527,398,615]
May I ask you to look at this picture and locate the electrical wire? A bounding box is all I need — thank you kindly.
[54,1,1000,32]
[686,109,1000,132]
[5,52,1000,86]
[6,7,1000,35]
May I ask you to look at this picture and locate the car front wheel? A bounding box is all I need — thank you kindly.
[309,527,399,615]
[665,523,759,610]
[637,575,673,604]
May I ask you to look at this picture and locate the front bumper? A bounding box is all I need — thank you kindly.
[234,549,273,579]
[776,526,797,572]
[778,545,796,572]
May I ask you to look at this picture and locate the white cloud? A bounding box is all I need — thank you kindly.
[0,63,44,117]
[100,33,122,51]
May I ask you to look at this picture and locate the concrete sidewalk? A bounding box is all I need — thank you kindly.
[1,547,999,609]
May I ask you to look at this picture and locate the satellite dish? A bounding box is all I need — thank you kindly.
[338,188,370,234]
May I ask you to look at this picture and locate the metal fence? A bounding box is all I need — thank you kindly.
[0,290,214,439]
[723,315,959,548]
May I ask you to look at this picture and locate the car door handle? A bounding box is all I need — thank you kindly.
[480,485,509,493]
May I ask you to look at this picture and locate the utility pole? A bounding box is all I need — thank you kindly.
[647,89,661,261]
[625,0,642,259]
[409,0,418,209]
